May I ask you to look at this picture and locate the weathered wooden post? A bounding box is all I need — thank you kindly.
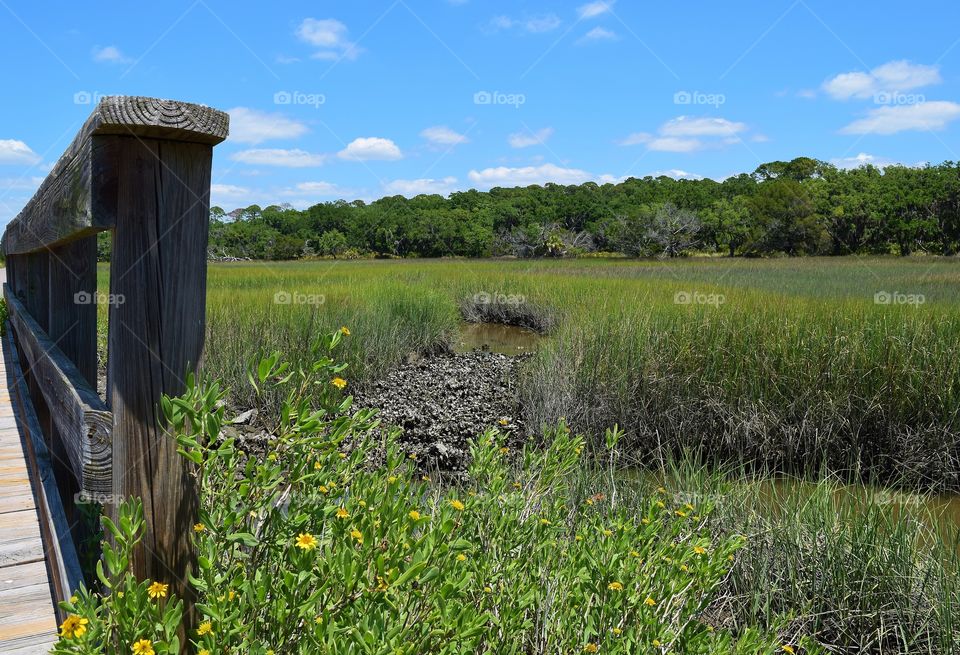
[98,99,227,610]
[1,97,228,634]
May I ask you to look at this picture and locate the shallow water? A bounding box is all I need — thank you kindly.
[455,322,544,356]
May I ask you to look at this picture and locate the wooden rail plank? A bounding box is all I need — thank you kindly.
[2,96,228,255]
[3,329,84,623]
[4,288,111,493]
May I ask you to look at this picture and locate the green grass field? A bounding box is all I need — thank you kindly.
[93,256,960,651]
[175,256,960,489]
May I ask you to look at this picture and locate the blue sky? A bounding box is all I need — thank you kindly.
[1,0,959,222]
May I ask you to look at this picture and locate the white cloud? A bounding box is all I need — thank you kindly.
[227,107,309,145]
[840,101,960,135]
[384,177,459,197]
[647,137,704,153]
[660,116,747,137]
[0,140,42,165]
[338,137,402,161]
[619,116,749,152]
[420,126,469,146]
[487,14,561,33]
[281,181,355,197]
[508,127,554,148]
[231,149,327,167]
[211,183,252,201]
[468,163,597,188]
[829,153,900,169]
[525,14,562,32]
[296,18,362,61]
[823,60,941,100]
[578,26,617,43]
[617,132,652,146]
[92,45,131,64]
[578,0,615,19]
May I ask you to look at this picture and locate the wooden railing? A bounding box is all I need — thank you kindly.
[2,96,228,613]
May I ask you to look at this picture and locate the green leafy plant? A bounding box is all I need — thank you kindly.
[56,329,816,654]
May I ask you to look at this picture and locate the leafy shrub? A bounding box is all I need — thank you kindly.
[53,330,812,655]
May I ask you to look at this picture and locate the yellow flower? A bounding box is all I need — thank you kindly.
[331,377,347,389]
[583,644,598,653]
[197,621,213,636]
[484,586,492,593]
[644,596,656,606]
[388,475,398,483]
[675,510,688,518]
[450,499,465,511]
[314,461,322,470]
[228,589,236,601]
[612,627,622,635]
[340,326,350,335]
[296,533,318,550]
[69,594,78,604]
[575,535,583,542]
[147,581,168,600]
[513,482,522,489]
[540,518,552,526]
[422,475,431,481]
[641,518,651,525]
[199,651,210,655]
[498,418,510,426]
[59,614,89,639]
[656,501,665,509]
[630,550,640,558]
[694,546,707,555]
[607,581,624,591]
[602,529,613,537]
[338,452,347,459]
[782,647,795,655]
[131,639,154,655]
[653,639,662,647]
[408,453,417,460]
[456,554,467,562]
[499,446,510,454]
[350,529,364,544]
[685,503,695,511]
[657,486,667,494]
[315,615,324,624]
[336,507,349,519]
[408,510,421,521]
[680,564,689,572]
[193,523,205,533]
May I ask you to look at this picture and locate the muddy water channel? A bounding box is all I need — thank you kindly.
[455,322,544,356]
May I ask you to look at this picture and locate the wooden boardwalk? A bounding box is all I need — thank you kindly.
[0,268,60,654]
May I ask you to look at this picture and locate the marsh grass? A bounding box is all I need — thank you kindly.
[567,455,960,653]
[96,256,960,488]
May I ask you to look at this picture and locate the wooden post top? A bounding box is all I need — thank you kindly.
[83,96,229,145]
[1,96,229,255]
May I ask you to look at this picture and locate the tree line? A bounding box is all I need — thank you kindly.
[204,158,960,260]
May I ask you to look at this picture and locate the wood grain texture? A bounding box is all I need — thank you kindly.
[2,96,228,255]
[4,287,112,493]
[0,334,67,653]
[108,137,211,622]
